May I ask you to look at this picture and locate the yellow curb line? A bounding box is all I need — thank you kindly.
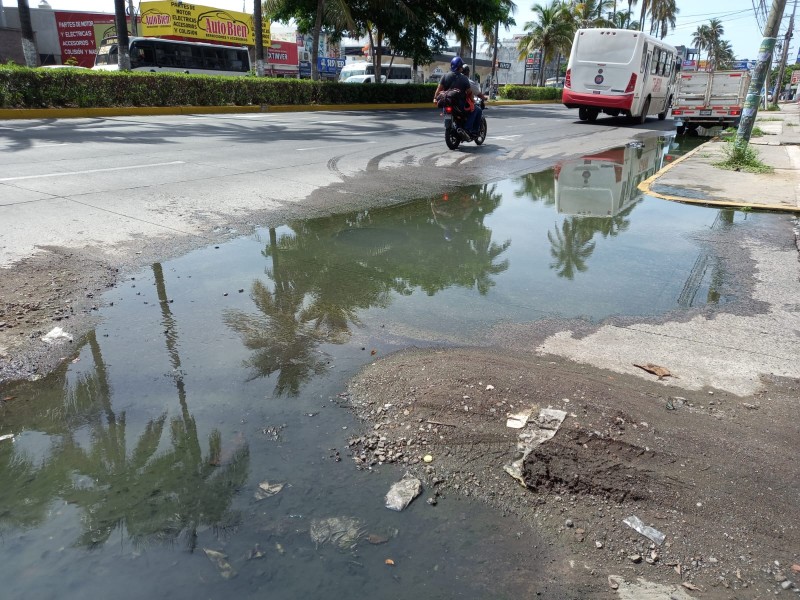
[0,99,558,120]
[638,139,800,214]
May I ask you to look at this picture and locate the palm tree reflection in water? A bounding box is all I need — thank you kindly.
[225,185,511,394]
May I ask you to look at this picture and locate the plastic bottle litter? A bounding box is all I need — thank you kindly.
[385,476,422,511]
[623,515,666,546]
[41,327,73,344]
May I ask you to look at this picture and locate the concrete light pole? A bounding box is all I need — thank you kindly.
[735,0,788,154]
[774,0,797,102]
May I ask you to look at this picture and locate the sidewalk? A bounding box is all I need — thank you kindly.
[640,102,800,213]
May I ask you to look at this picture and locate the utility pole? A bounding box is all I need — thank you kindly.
[735,0,788,155]
[471,24,477,75]
[254,0,265,76]
[774,0,797,103]
[127,0,137,36]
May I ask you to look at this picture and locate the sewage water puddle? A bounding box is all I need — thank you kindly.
[0,134,762,599]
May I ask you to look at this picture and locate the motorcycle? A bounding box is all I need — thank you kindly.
[439,96,487,150]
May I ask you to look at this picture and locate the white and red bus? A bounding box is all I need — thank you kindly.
[562,28,678,124]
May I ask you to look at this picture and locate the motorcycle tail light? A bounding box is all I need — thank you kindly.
[565,69,571,88]
[625,73,637,93]
[445,106,452,114]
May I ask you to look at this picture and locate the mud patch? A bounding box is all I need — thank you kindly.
[347,346,800,597]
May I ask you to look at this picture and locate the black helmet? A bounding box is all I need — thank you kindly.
[450,56,464,72]
[462,65,470,76]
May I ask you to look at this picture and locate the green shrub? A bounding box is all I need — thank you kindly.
[500,85,562,101]
[0,66,438,109]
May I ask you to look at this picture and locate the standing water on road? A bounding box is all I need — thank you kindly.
[0,134,748,599]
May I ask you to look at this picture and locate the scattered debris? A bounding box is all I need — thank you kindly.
[504,408,567,485]
[385,476,423,511]
[792,564,800,573]
[629,554,642,564]
[367,534,389,545]
[682,581,700,591]
[254,481,284,500]
[608,575,619,590]
[41,327,73,344]
[247,544,265,560]
[0,433,14,443]
[203,548,236,579]
[310,516,365,551]
[633,363,673,380]
[742,403,759,410]
[385,558,395,566]
[623,515,666,546]
[423,454,433,463]
[506,408,533,429]
[485,384,495,391]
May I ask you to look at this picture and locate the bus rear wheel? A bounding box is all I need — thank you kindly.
[578,107,589,121]
[587,109,599,122]
[635,97,651,125]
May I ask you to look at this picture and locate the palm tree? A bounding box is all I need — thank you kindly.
[625,0,638,28]
[612,9,639,29]
[516,0,574,86]
[691,24,711,69]
[649,0,677,39]
[710,39,735,70]
[573,0,614,28]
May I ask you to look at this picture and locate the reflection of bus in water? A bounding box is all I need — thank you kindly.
[554,136,671,216]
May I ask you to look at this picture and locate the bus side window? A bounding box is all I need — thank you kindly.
[131,42,155,68]
[640,44,648,72]
[651,49,660,75]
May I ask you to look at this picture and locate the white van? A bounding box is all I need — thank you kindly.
[563,28,678,124]
[339,62,412,84]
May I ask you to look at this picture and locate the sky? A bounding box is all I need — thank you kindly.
[2,0,789,61]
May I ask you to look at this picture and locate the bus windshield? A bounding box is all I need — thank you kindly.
[95,44,118,66]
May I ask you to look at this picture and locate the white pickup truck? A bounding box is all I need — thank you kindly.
[671,70,751,134]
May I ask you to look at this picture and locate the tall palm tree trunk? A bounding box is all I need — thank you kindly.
[254,0,265,76]
[311,0,324,81]
[638,0,648,32]
[18,0,38,67]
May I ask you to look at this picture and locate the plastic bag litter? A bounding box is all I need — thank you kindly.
[385,476,422,511]
[506,408,533,429]
[41,327,73,344]
[309,516,365,551]
[0,433,14,443]
[504,408,567,486]
[203,548,236,579]
[623,515,666,546]
[254,481,284,500]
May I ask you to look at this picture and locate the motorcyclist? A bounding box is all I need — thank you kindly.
[461,65,485,130]
[433,57,479,139]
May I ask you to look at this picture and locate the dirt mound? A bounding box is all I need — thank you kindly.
[347,346,800,598]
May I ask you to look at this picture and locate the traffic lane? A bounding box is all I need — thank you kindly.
[0,107,679,265]
[0,105,679,221]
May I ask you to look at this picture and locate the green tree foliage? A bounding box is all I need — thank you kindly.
[516,1,575,86]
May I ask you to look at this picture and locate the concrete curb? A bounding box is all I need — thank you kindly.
[638,139,800,214]
[0,99,557,120]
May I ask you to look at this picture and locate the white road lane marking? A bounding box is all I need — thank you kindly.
[493,135,523,140]
[0,161,185,182]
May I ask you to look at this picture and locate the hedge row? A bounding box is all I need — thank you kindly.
[0,66,438,109]
[501,85,563,101]
[0,66,564,109]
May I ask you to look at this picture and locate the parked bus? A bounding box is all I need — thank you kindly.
[554,136,671,216]
[562,29,678,124]
[93,37,251,76]
[339,61,413,84]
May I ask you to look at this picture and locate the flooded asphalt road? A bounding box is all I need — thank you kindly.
[3,132,784,599]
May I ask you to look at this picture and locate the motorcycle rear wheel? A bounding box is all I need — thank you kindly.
[445,126,461,150]
[475,117,487,145]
